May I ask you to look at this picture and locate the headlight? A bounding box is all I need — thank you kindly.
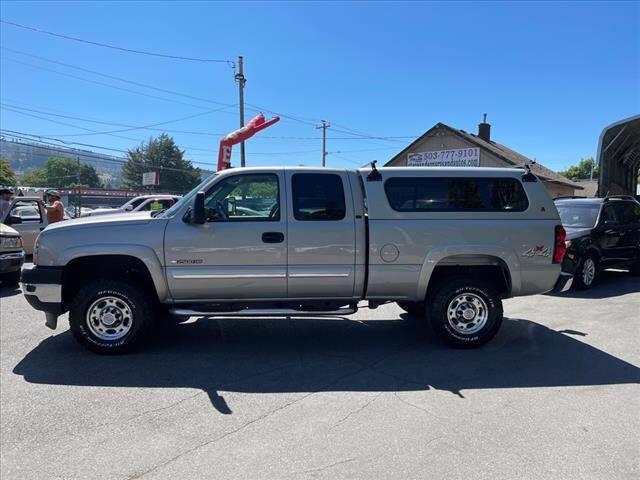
[0,236,22,249]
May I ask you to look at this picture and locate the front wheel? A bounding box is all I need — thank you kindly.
[429,278,503,348]
[69,280,154,354]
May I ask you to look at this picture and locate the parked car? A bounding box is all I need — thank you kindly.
[0,197,48,254]
[82,195,181,217]
[21,166,568,354]
[554,195,640,289]
[0,223,24,286]
[65,206,94,219]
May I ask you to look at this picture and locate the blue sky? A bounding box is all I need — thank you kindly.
[1,1,638,173]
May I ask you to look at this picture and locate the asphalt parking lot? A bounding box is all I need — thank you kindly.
[1,270,639,479]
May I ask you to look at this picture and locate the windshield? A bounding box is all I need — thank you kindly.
[556,203,600,228]
[118,196,145,210]
[157,173,217,218]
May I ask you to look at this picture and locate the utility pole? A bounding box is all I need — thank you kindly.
[235,55,247,167]
[316,120,330,167]
[76,156,81,218]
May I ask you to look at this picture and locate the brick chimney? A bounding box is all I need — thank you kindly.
[478,113,491,142]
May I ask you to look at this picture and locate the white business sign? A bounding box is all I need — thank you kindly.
[142,171,158,186]
[407,147,480,167]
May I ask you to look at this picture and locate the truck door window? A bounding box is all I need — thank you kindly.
[292,173,346,221]
[204,174,280,222]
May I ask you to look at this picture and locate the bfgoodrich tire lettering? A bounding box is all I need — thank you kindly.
[429,278,503,348]
[69,280,153,354]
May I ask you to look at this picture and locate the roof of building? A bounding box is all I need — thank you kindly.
[386,122,583,190]
[573,179,598,197]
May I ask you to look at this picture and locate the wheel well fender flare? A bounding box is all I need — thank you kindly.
[416,245,520,300]
[59,244,170,302]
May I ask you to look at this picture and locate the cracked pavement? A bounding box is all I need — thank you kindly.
[1,270,639,479]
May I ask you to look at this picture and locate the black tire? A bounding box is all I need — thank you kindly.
[429,278,503,348]
[573,253,599,290]
[68,280,154,354]
[0,270,21,287]
[397,301,426,317]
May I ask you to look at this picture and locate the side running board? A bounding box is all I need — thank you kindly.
[169,306,358,318]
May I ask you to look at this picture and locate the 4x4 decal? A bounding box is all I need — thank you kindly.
[522,245,551,257]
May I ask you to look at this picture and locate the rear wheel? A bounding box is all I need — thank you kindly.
[429,278,503,348]
[574,254,598,289]
[397,301,425,317]
[69,280,154,354]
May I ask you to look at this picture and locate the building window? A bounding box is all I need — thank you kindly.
[384,177,529,212]
[292,173,346,221]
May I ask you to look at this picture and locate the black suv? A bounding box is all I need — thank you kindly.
[554,196,640,289]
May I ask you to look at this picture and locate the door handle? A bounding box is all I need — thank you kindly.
[262,232,284,243]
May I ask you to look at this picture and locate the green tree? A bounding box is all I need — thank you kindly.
[122,134,201,192]
[22,168,48,187]
[21,157,102,188]
[559,157,599,181]
[0,158,16,185]
[45,157,101,188]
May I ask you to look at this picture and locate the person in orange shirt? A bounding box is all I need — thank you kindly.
[44,190,65,224]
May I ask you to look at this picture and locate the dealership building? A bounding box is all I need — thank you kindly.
[384,118,583,198]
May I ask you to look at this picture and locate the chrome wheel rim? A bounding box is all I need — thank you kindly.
[447,293,489,335]
[86,296,133,341]
[582,258,596,286]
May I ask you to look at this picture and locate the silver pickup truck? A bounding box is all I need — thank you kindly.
[21,165,570,353]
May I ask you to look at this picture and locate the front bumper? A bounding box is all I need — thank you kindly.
[20,265,65,329]
[0,251,25,274]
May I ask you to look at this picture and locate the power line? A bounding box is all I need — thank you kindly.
[1,47,236,109]
[0,102,235,136]
[2,57,222,111]
[1,49,420,149]
[0,19,235,65]
[1,129,318,159]
[2,98,415,140]
[3,49,330,134]
[329,153,363,166]
[1,132,215,174]
[1,129,213,169]
[1,105,219,154]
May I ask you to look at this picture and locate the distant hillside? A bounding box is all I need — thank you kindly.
[0,138,124,186]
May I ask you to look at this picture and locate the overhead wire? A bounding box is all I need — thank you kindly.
[0,131,216,174]
[1,47,236,108]
[0,102,235,136]
[0,19,235,65]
